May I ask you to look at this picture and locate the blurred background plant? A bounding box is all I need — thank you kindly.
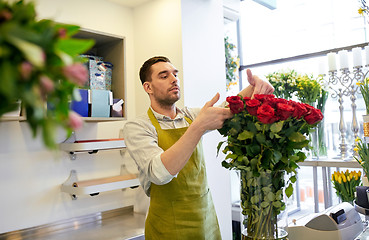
[224,36,239,93]
[265,69,299,99]
[295,74,322,105]
[357,77,369,115]
[332,170,361,204]
[354,137,369,181]
[0,0,94,149]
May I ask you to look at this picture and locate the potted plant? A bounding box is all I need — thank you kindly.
[354,137,369,185]
[332,170,361,204]
[0,0,94,148]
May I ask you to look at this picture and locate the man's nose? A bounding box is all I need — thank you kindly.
[170,73,178,83]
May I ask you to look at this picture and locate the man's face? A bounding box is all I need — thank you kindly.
[144,61,181,106]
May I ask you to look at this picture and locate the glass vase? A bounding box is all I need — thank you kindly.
[240,169,288,240]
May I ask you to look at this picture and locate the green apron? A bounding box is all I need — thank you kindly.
[145,109,221,240]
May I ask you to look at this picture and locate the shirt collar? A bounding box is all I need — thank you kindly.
[150,107,185,121]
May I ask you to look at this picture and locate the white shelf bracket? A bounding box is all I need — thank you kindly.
[61,170,79,200]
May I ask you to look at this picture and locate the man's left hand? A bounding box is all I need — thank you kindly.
[247,69,274,97]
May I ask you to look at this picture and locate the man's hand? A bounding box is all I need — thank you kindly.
[194,93,233,132]
[247,69,274,98]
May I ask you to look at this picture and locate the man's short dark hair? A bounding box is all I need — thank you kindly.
[139,56,171,85]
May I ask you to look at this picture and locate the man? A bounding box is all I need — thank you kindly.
[122,56,274,239]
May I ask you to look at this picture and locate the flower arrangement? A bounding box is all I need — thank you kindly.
[224,36,239,92]
[296,74,323,105]
[217,94,323,239]
[0,0,94,148]
[332,170,361,204]
[265,70,299,100]
[354,137,369,180]
[357,78,369,115]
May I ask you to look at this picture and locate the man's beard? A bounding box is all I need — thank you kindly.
[156,93,181,107]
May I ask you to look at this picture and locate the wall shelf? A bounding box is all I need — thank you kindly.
[75,28,126,119]
[61,170,140,200]
[0,116,26,122]
[59,133,126,160]
[82,117,126,122]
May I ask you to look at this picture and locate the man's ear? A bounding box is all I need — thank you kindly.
[143,82,152,94]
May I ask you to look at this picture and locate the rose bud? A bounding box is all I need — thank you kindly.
[40,75,54,94]
[20,62,33,80]
[63,63,88,86]
[68,111,84,130]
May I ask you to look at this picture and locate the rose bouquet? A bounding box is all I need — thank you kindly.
[217,94,323,239]
[0,0,94,148]
[332,170,361,204]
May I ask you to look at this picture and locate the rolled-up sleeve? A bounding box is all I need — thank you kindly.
[122,118,175,196]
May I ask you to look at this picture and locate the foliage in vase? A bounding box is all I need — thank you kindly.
[224,36,239,92]
[295,74,323,105]
[265,70,299,100]
[217,94,323,239]
[357,77,369,115]
[0,0,94,148]
[332,170,361,203]
[354,137,369,179]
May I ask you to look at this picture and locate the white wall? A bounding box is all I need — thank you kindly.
[132,0,184,116]
[181,1,233,239]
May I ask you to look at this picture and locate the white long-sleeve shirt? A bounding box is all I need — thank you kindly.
[122,107,200,196]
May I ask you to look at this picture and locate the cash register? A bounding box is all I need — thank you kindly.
[288,202,363,240]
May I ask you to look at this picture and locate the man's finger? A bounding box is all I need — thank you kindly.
[247,69,254,85]
[205,92,220,107]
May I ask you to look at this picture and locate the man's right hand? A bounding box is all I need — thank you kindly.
[194,93,233,132]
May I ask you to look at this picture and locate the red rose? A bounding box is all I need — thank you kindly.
[254,94,275,103]
[244,96,251,102]
[246,99,261,116]
[276,103,294,120]
[291,101,308,119]
[226,96,244,114]
[304,107,323,125]
[257,104,277,124]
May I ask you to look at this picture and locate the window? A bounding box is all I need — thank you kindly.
[229,0,368,220]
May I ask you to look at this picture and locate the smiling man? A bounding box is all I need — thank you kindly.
[122,56,274,239]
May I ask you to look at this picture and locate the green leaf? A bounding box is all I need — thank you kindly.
[288,132,306,142]
[216,141,225,156]
[290,175,297,183]
[271,121,284,133]
[256,133,266,144]
[226,153,238,160]
[285,183,293,198]
[56,38,95,57]
[238,130,254,140]
[7,35,44,67]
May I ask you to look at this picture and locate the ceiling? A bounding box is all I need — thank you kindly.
[106,0,152,8]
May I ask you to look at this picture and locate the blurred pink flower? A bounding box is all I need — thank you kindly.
[58,28,67,39]
[40,75,54,93]
[0,9,12,22]
[68,111,83,130]
[20,61,33,80]
[63,63,88,86]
